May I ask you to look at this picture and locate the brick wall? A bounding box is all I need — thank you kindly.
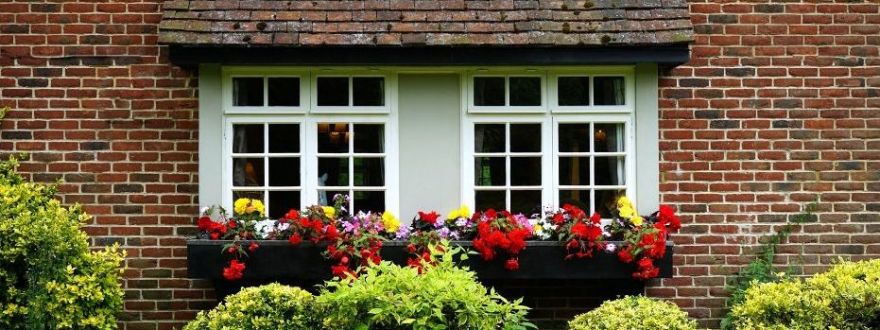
[0,1,878,329]
[656,1,879,328]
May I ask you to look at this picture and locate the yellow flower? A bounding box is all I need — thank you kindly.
[631,215,644,226]
[322,206,336,219]
[617,196,634,210]
[618,205,635,219]
[233,198,265,216]
[447,205,470,220]
[382,211,400,233]
[534,224,544,235]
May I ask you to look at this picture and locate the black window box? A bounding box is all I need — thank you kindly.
[187,240,673,282]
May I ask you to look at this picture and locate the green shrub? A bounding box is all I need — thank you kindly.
[568,296,696,330]
[728,259,880,330]
[183,283,315,330]
[0,157,125,329]
[315,245,534,330]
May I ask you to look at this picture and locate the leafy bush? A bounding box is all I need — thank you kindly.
[568,296,696,330]
[183,283,315,330]
[0,157,125,329]
[315,244,534,330]
[728,259,880,330]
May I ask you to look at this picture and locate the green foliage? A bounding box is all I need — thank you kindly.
[315,244,535,330]
[183,283,315,330]
[568,296,696,330]
[727,259,880,330]
[720,202,816,329]
[0,156,125,329]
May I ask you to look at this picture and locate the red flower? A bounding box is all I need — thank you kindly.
[227,245,237,254]
[197,216,213,231]
[210,232,220,240]
[504,258,520,271]
[222,259,246,281]
[324,225,338,241]
[590,212,601,224]
[283,209,299,221]
[288,233,302,245]
[406,243,417,254]
[227,221,236,229]
[248,242,259,252]
[552,213,565,225]
[331,264,353,278]
[418,211,441,225]
[485,209,497,219]
[617,246,634,264]
[633,257,659,280]
[658,205,681,230]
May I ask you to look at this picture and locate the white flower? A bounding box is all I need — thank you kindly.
[605,243,617,253]
[253,220,277,239]
[200,206,210,215]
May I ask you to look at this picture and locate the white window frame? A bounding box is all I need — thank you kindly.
[466,71,547,113]
[310,72,393,114]
[548,67,635,113]
[222,67,310,114]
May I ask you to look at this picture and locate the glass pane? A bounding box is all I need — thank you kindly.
[352,77,384,106]
[559,190,589,212]
[354,124,384,153]
[509,77,541,106]
[232,158,264,187]
[474,124,505,153]
[317,123,349,153]
[594,157,625,186]
[475,190,505,212]
[509,124,541,152]
[595,190,623,218]
[318,157,349,186]
[232,190,264,205]
[474,157,506,186]
[473,77,505,106]
[232,124,264,154]
[594,123,624,153]
[558,124,589,152]
[353,191,384,213]
[268,157,300,186]
[558,76,590,106]
[269,190,300,219]
[510,157,541,186]
[318,190,348,209]
[267,77,300,106]
[268,124,299,153]
[510,190,541,216]
[594,76,625,106]
[317,77,349,106]
[233,77,263,106]
[353,157,384,186]
[559,157,590,186]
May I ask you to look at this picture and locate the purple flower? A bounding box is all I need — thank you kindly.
[437,227,451,239]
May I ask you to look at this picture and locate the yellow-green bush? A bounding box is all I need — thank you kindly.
[183,283,315,330]
[568,296,696,330]
[0,157,125,329]
[728,259,880,330]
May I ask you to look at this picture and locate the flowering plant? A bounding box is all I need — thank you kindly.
[197,198,266,281]
[278,205,338,246]
[539,204,607,260]
[607,196,681,280]
[323,195,400,278]
[471,209,533,271]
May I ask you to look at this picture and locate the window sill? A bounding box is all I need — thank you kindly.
[186,239,673,281]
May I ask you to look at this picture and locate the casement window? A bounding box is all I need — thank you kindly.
[202,66,656,220]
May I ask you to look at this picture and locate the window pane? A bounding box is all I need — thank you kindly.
[354,124,384,153]
[558,76,590,106]
[317,77,349,106]
[510,190,541,216]
[318,190,348,209]
[559,190,589,211]
[558,124,589,152]
[232,190,264,204]
[269,157,300,186]
[268,124,299,153]
[510,157,541,186]
[267,77,300,106]
[595,190,623,218]
[559,157,589,186]
[594,76,625,106]
[232,158,264,187]
[509,124,541,152]
[475,190,505,212]
[594,157,625,186]
[474,124,505,153]
[269,191,300,219]
[353,191,384,213]
[509,77,541,106]
[352,77,384,106]
[232,124,264,154]
[317,123,349,153]
[474,157,506,186]
[318,157,349,186]
[233,77,263,106]
[353,157,384,186]
[473,77,505,106]
[594,123,624,153]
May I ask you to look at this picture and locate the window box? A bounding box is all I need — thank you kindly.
[186,239,673,282]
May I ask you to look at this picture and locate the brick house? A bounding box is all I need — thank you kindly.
[0,0,878,329]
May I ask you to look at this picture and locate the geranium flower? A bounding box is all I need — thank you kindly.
[504,258,520,271]
[418,211,441,225]
[288,233,302,245]
[222,259,246,281]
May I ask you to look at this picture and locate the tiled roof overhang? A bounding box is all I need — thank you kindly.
[159,0,693,65]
